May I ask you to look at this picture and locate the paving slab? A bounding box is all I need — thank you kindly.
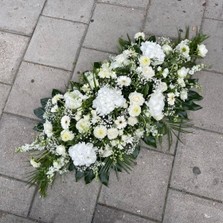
[98,0,149,8]
[42,0,95,24]
[202,19,223,73]
[0,31,29,84]
[84,4,144,53]
[189,71,223,133]
[0,114,37,180]
[0,176,35,216]
[0,212,36,223]
[72,47,112,81]
[171,129,223,201]
[99,149,173,221]
[0,83,10,116]
[30,173,100,223]
[0,0,45,36]
[205,0,223,20]
[24,16,86,71]
[93,204,156,223]
[163,189,223,223]
[144,0,205,38]
[5,62,70,120]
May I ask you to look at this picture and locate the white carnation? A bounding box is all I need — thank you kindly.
[107,128,119,140]
[146,92,165,121]
[140,41,165,65]
[129,92,145,106]
[134,32,145,40]
[197,44,208,57]
[61,115,70,130]
[93,86,126,116]
[117,76,131,87]
[43,120,53,138]
[68,142,97,167]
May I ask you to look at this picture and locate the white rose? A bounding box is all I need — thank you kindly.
[139,56,151,67]
[129,92,145,106]
[128,104,141,117]
[76,118,91,133]
[134,32,145,40]
[107,128,119,140]
[61,115,70,130]
[64,90,84,110]
[94,125,107,139]
[60,130,74,142]
[197,44,208,57]
[43,120,53,138]
[56,145,67,156]
[128,117,138,126]
[180,89,188,101]
[156,82,168,92]
[141,66,155,80]
[68,142,97,167]
[162,44,172,54]
[147,92,165,121]
[177,67,188,78]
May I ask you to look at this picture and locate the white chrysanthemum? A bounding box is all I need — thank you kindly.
[146,92,165,121]
[43,120,53,138]
[128,104,141,117]
[167,93,175,106]
[107,128,119,140]
[139,56,151,67]
[94,125,107,139]
[115,116,127,129]
[129,92,145,106]
[197,44,208,57]
[162,44,172,54]
[30,158,40,168]
[178,67,188,78]
[52,94,63,104]
[176,40,190,58]
[140,41,165,65]
[117,76,131,87]
[162,68,169,78]
[134,32,145,40]
[180,89,188,101]
[93,86,126,116]
[61,115,70,130]
[68,142,97,167]
[60,130,74,142]
[128,117,138,126]
[64,90,85,110]
[76,117,91,133]
[56,145,67,156]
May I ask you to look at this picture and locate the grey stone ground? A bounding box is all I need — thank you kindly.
[0,0,223,222]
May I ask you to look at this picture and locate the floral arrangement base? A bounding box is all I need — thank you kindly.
[17,30,208,197]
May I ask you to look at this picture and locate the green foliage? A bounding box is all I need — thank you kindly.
[34,107,45,120]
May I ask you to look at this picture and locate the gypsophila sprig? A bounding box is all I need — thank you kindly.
[17,31,208,196]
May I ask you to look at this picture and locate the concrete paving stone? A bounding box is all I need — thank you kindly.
[171,129,223,201]
[5,62,70,119]
[24,16,86,71]
[0,176,35,216]
[202,19,223,73]
[98,0,149,8]
[0,212,37,223]
[99,149,173,221]
[30,173,100,223]
[72,47,112,81]
[93,204,156,223]
[42,0,95,24]
[205,0,223,20]
[189,71,223,133]
[144,0,205,38]
[84,4,145,53]
[163,189,223,223]
[0,31,29,84]
[0,114,37,180]
[0,83,10,116]
[0,0,45,35]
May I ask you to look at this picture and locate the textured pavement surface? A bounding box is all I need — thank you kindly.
[0,0,223,222]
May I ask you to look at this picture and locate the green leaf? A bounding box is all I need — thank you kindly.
[132,145,140,159]
[33,107,45,120]
[99,171,110,186]
[187,90,203,101]
[183,101,202,111]
[148,36,156,42]
[142,84,150,97]
[68,163,75,171]
[75,169,85,181]
[93,62,101,70]
[84,169,95,184]
[143,135,157,148]
[52,89,62,97]
[33,123,44,132]
[40,98,50,108]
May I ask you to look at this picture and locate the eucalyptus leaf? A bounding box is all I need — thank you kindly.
[33,107,45,120]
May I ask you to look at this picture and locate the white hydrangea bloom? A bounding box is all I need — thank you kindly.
[146,92,165,121]
[140,41,165,65]
[43,120,53,138]
[61,115,70,130]
[93,86,126,116]
[197,44,208,57]
[69,142,97,167]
